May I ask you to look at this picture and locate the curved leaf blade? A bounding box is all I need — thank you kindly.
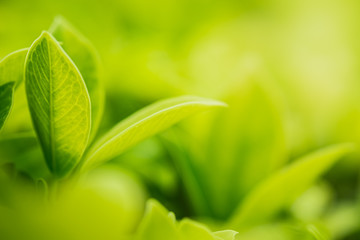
[178,219,217,240]
[49,16,104,141]
[136,199,236,240]
[0,82,15,131]
[136,199,179,240]
[204,80,287,219]
[25,31,91,178]
[228,143,354,230]
[81,96,226,171]
[0,49,28,87]
[214,230,239,240]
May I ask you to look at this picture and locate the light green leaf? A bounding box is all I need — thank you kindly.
[25,31,91,178]
[136,199,236,240]
[0,49,28,87]
[204,80,287,219]
[49,16,104,140]
[81,96,226,171]
[0,82,15,131]
[235,222,316,240]
[136,199,179,240]
[306,224,330,240]
[214,230,239,240]
[160,131,213,217]
[228,143,354,230]
[324,202,360,239]
[178,219,218,240]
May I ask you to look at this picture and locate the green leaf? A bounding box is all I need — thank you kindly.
[49,16,104,140]
[228,143,354,230]
[81,96,226,171]
[178,219,218,240]
[204,81,287,219]
[235,221,317,240]
[136,199,236,240]
[0,132,50,179]
[160,131,213,217]
[0,49,28,87]
[214,230,239,240]
[25,31,91,178]
[0,82,15,132]
[306,224,330,240]
[136,199,179,240]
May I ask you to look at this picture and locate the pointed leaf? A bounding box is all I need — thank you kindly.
[228,144,354,230]
[0,49,28,87]
[81,96,226,171]
[205,81,286,219]
[214,230,239,240]
[49,16,104,140]
[178,219,217,240]
[136,199,179,240]
[0,82,15,131]
[136,199,235,240]
[25,31,91,178]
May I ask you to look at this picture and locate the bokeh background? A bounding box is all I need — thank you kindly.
[1,0,360,239]
[2,0,360,150]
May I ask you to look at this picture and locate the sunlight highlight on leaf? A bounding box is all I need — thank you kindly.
[81,96,226,171]
[50,16,104,141]
[25,31,91,178]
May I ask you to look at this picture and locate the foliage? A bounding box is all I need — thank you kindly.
[0,4,359,239]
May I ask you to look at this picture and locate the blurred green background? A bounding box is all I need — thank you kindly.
[1,0,360,239]
[2,0,360,151]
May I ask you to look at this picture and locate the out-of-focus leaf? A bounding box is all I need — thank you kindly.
[324,202,360,239]
[214,230,239,240]
[81,96,226,171]
[291,183,333,222]
[0,49,27,87]
[178,219,216,240]
[159,129,213,217]
[0,166,145,240]
[203,80,286,219]
[53,166,146,238]
[306,224,330,240]
[136,199,179,240]
[0,132,49,179]
[50,16,104,141]
[228,144,354,230]
[179,219,240,240]
[25,31,91,178]
[235,222,316,240]
[136,199,238,240]
[0,49,32,134]
[0,82,15,131]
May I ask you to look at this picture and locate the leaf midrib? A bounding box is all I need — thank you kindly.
[46,38,56,172]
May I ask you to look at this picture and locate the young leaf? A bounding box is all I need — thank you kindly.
[214,230,239,240]
[228,143,354,230]
[136,199,180,240]
[49,16,104,141]
[136,199,237,240]
[81,96,226,171]
[0,82,15,131]
[179,219,220,240]
[204,81,286,219]
[0,49,28,87]
[25,31,91,178]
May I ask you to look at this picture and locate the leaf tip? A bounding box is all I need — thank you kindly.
[39,31,53,40]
